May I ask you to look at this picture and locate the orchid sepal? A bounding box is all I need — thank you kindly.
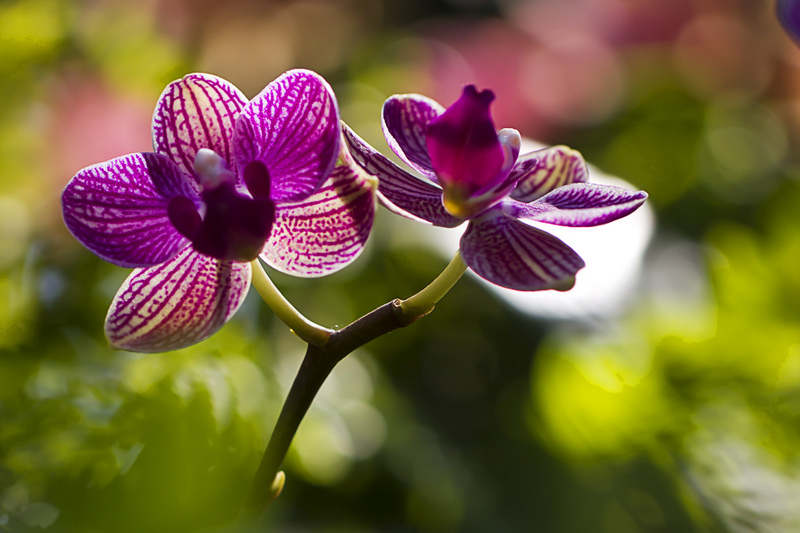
[342,121,462,228]
[62,152,197,268]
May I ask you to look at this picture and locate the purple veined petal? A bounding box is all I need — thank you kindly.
[460,209,585,291]
[234,69,340,203]
[261,152,377,277]
[510,145,589,203]
[152,73,249,186]
[504,184,648,227]
[105,247,251,353]
[62,152,198,268]
[342,122,462,228]
[382,94,444,181]
[777,0,800,44]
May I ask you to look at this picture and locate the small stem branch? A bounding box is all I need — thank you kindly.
[242,251,468,518]
[250,259,332,346]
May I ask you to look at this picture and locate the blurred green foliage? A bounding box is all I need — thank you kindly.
[3,0,800,531]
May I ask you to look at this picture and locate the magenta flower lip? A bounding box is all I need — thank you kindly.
[160,149,277,263]
[62,70,377,352]
[426,85,506,204]
[343,86,648,291]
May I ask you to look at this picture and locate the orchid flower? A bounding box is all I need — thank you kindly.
[343,85,647,291]
[62,69,376,353]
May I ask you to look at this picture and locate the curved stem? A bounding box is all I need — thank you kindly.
[250,259,332,347]
[242,251,468,519]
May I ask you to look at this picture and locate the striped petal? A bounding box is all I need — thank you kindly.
[261,150,377,277]
[152,73,248,186]
[509,145,588,203]
[342,123,461,228]
[62,152,197,268]
[460,209,585,291]
[105,247,251,353]
[234,69,340,203]
[503,184,648,227]
[382,94,444,180]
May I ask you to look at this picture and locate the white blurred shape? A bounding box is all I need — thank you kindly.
[387,139,655,320]
[640,240,715,340]
[18,503,59,529]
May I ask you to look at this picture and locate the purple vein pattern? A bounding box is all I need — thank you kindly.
[63,152,198,268]
[510,146,588,203]
[105,247,250,353]
[462,210,585,291]
[344,86,648,291]
[234,72,340,203]
[263,153,377,277]
[153,74,248,184]
[343,124,461,228]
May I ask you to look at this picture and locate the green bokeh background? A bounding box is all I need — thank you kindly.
[2,0,800,531]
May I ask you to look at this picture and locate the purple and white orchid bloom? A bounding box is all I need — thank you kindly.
[63,69,376,353]
[343,85,648,291]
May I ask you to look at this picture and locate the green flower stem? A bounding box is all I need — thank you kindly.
[400,250,467,317]
[242,251,468,519]
[250,259,332,347]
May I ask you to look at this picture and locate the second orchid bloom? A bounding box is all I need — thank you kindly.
[344,85,648,291]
